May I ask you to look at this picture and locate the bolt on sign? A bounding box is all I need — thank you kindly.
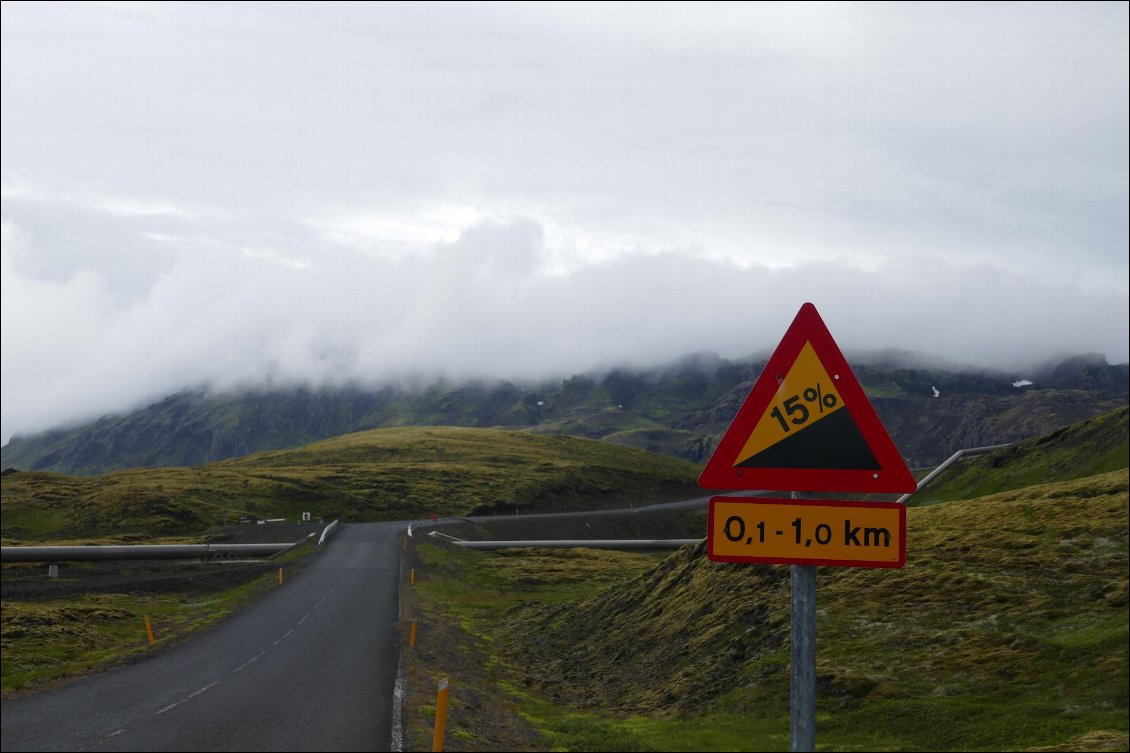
[699,302,916,569]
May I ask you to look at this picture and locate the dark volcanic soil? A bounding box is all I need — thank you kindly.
[1,560,279,600]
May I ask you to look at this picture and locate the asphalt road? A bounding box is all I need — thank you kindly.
[1,522,404,752]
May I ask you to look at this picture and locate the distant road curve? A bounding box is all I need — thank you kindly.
[1,522,402,752]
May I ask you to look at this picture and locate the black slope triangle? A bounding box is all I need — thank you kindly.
[736,407,881,470]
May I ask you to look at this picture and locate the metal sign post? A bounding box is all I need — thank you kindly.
[789,489,815,753]
[790,564,816,752]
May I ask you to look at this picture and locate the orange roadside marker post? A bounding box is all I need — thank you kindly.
[432,677,450,752]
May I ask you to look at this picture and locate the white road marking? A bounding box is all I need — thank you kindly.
[155,681,220,715]
[391,554,405,752]
[232,650,267,674]
[273,629,294,646]
[391,653,406,752]
[85,727,126,749]
[297,612,310,626]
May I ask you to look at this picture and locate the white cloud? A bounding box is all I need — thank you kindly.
[1,2,1127,442]
[3,213,1127,442]
[1,181,198,219]
[308,204,483,256]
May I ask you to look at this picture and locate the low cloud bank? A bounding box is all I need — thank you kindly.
[3,214,1126,443]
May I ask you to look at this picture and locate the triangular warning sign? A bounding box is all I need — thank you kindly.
[699,303,916,493]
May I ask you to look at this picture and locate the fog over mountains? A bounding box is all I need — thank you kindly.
[3,349,1125,477]
[3,4,1127,444]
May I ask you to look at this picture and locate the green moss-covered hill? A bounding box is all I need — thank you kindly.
[0,427,699,541]
[508,412,1129,750]
[4,353,1126,475]
[909,405,1128,506]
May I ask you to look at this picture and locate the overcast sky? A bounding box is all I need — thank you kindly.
[2,2,1127,443]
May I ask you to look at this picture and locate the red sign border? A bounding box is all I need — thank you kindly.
[706,496,907,568]
[698,302,916,493]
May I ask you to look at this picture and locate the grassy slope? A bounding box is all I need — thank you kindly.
[911,405,1129,506]
[404,416,1129,753]
[496,469,1128,751]
[2,542,318,695]
[1,427,700,540]
[406,544,671,751]
[3,568,273,694]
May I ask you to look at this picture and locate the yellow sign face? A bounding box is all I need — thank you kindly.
[708,498,905,568]
[734,342,846,466]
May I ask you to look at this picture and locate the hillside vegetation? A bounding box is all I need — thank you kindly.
[0,427,699,541]
[4,353,1126,474]
[407,468,1129,751]
[406,410,1129,751]
[910,405,1128,506]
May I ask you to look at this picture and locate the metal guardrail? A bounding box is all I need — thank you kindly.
[420,443,1017,553]
[317,519,340,546]
[3,519,344,563]
[268,532,318,559]
[426,530,700,550]
[896,443,1013,504]
[1,520,343,560]
[425,531,464,543]
[454,539,702,550]
[0,543,293,563]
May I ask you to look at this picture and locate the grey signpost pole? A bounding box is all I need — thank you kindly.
[790,488,816,753]
[790,564,816,751]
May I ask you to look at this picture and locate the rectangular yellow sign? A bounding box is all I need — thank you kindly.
[708,497,905,568]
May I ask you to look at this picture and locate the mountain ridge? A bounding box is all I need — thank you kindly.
[3,352,1126,475]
